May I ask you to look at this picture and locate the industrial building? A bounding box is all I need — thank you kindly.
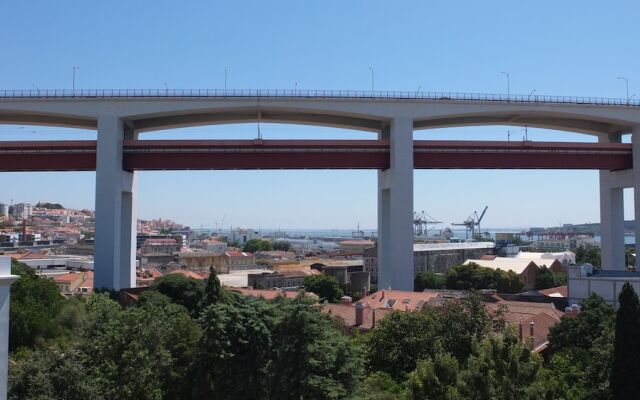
[364,242,495,283]
[566,264,640,307]
[248,268,320,289]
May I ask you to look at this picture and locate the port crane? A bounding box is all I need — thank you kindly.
[413,211,442,237]
[452,206,488,239]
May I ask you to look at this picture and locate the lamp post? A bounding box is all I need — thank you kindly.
[72,65,80,92]
[416,86,421,96]
[369,67,374,91]
[528,89,536,101]
[618,76,629,102]
[32,83,39,96]
[164,82,168,95]
[501,71,510,98]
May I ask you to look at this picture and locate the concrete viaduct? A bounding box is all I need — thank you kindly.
[1,89,640,291]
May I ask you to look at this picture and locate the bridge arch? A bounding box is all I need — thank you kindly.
[412,105,640,136]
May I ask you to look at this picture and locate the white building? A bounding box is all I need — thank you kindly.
[204,239,228,253]
[534,235,598,250]
[567,264,640,308]
[365,242,495,283]
[228,228,260,245]
[11,203,33,219]
[515,251,576,266]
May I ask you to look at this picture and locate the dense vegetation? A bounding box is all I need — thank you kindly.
[35,202,64,209]
[242,238,273,253]
[414,262,523,294]
[304,274,344,302]
[7,259,638,399]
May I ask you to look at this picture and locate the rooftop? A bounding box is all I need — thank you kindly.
[413,242,495,252]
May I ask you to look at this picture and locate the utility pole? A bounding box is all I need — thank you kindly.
[369,67,374,91]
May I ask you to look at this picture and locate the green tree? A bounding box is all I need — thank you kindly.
[548,293,615,353]
[8,348,101,400]
[445,262,526,294]
[152,273,205,316]
[243,239,273,253]
[458,332,549,399]
[496,270,524,294]
[405,351,461,400]
[535,266,557,290]
[9,261,65,351]
[304,274,344,302]
[436,294,491,362]
[547,293,615,399]
[202,266,230,307]
[83,293,201,400]
[575,247,601,268]
[192,297,273,399]
[611,282,640,400]
[541,350,590,400]
[267,298,363,400]
[348,372,405,400]
[273,241,292,251]
[414,271,446,291]
[364,310,440,381]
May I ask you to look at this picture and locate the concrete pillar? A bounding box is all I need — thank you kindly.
[600,134,625,270]
[94,116,136,290]
[599,172,625,269]
[633,126,640,270]
[378,116,414,290]
[0,256,18,400]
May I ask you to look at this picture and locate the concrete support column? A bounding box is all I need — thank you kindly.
[94,116,136,290]
[600,134,625,270]
[633,126,640,270]
[378,116,414,290]
[0,256,18,400]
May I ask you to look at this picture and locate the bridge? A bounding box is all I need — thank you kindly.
[0,139,631,171]
[2,89,640,291]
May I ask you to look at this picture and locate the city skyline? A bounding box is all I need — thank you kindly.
[1,0,639,228]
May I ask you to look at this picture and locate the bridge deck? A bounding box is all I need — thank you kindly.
[0,140,632,171]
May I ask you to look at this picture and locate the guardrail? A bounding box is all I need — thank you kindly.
[0,89,639,107]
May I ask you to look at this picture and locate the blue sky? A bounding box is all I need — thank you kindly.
[0,0,638,229]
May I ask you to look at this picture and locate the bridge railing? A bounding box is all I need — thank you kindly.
[0,88,639,107]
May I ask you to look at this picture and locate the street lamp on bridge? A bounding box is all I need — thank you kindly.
[501,71,510,98]
[369,67,374,91]
[618,76,629,103]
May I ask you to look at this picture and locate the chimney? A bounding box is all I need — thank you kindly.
[372,308,376,329]
[529,321,535,347]
[355,301,364,326]
[519,321,524,340]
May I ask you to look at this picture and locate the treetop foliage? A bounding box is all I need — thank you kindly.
[242,239,273,253]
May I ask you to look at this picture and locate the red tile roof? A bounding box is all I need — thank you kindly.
[53,273,83,284]
[361,289,444,311]
[231,288,306,300]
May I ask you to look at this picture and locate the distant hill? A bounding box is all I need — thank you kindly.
[35,202,64,210]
